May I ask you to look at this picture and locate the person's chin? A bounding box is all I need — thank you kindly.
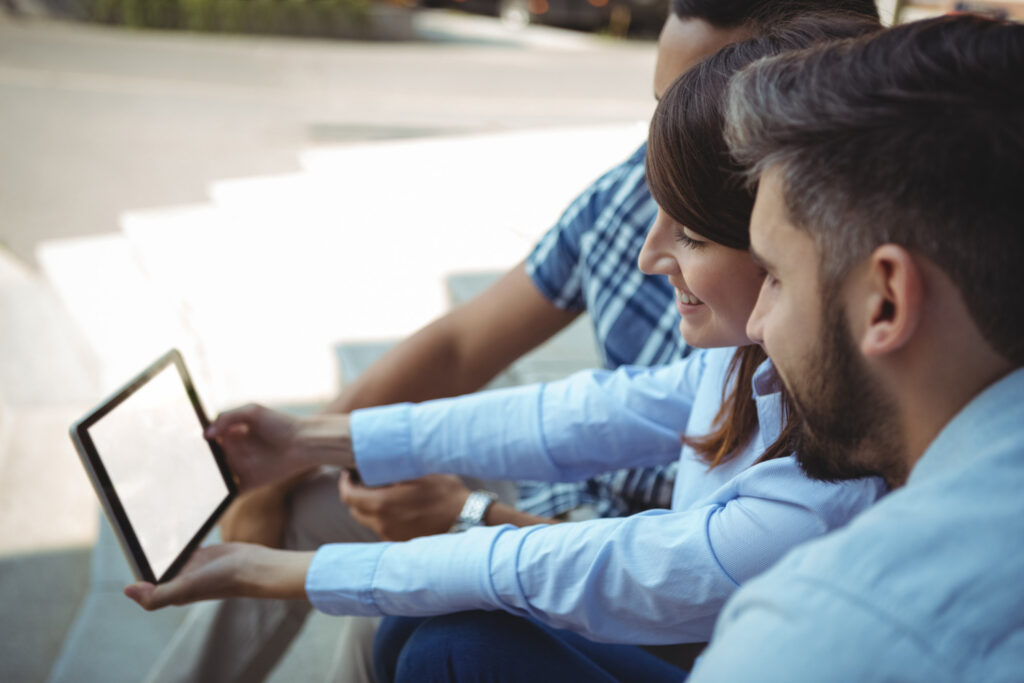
[794,431,878,483]
[795,450,846,482]
[678,324,744,350]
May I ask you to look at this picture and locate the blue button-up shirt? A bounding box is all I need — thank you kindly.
[521,142,686,520]
[690,367,1024,681]
[306,348,885,644]
[526,143,682,369]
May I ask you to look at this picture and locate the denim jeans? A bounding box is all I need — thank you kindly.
[373,611,688,683]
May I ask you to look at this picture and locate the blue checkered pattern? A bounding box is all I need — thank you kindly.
[519,143,691,519]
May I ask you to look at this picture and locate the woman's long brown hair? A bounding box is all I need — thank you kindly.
[645,13,880,467]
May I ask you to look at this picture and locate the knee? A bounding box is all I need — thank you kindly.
[391,611,523,683]
[284,469,380,549]
[373,616,428,683]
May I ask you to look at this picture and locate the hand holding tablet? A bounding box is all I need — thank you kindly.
[205,404,356,491]
[71,349,359,594]
[124,542,315,610]
[70,350,237,584]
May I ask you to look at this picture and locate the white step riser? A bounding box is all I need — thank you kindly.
[210,124,647,245]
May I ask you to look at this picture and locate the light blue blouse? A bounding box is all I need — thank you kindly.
[306,347,886,644]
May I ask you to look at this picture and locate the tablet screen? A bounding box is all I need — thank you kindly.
[72,350,235,582]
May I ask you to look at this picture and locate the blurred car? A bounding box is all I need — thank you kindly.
[898,0,1024,21]
[428,0,670,35]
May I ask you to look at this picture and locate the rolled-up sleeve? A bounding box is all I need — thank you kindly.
[305,459,882,644]
[351,357,706,488]
[306,510,736,644]
[705,458,885,585]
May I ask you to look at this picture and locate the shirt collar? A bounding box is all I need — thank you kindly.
[752,357,782,398]
[751,358,785,449]
[909,366,1024,485]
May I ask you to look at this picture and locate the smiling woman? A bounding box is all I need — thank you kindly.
[642,11,881,469]
[640,41,783,470]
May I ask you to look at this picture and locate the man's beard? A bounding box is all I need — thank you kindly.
[785,295,908,488]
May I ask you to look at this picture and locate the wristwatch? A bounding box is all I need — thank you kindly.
[450,490,498,533]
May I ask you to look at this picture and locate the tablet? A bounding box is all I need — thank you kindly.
[70,349,237,583]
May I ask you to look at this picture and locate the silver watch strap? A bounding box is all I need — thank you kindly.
[450,490,498,533]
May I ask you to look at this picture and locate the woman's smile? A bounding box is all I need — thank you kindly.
[674,285,705,312]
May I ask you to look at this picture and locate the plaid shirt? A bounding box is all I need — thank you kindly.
[519,143,691,519]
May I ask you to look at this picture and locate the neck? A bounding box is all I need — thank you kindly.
[898,363,1010,475]
[884,320,1013,481]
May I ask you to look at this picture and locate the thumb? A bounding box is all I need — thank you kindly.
[124,582,158,610]
[338,469,355,502]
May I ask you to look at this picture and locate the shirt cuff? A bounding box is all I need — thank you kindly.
[306,543,391,616]
[371,527,505,615]
[350,403,418,486]
[306,529,508,619]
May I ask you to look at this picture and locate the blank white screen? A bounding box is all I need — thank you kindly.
[90,365,229,579]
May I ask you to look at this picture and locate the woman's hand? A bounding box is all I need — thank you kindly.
[124,543,314,610]
[207,404,356,491]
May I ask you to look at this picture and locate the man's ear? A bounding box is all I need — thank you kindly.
[857,244,923,357]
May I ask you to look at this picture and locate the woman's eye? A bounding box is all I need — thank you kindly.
[756,267,779,289]
[673,230,705,249]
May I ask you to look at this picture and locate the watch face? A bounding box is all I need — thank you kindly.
[452,490,497,532]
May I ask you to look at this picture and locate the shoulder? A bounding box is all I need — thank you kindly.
[694,566,953,683]
[555,143,653,237]
[526,143,652,288]
[718,473,1024,680]
[594,142,647,188]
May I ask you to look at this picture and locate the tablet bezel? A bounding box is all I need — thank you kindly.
[69,348,237,584]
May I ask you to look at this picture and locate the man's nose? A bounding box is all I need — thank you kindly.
[746,293,766,346]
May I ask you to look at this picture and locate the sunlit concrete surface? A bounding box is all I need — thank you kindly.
[37,121,644,408]
[0,10,658,266]
[0,10,654,681]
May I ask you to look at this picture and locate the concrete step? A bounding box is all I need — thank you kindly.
[445,271,600,386]
[110,128,635,405]
[46,517,190,683]
[33,126,619,683]
[0,247,100,412]
[0,246,103,561]
[0,248,109,683]
[117,202,338,408]
[208,123,645,245]
[0,405,102,683]
[35,233,196,398]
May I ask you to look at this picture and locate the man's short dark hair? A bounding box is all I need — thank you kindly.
[671,0,879,28]
[726,15,1024,365]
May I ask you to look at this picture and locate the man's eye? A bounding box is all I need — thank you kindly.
[756,266,779,288]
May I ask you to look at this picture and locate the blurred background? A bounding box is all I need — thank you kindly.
[0,0,1016,680]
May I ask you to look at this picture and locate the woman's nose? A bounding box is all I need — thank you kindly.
[638,211,679,276]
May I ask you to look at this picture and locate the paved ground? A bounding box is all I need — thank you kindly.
[0,9,658,266]
[0,10,654,681]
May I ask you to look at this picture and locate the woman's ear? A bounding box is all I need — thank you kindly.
[857,245,923,357]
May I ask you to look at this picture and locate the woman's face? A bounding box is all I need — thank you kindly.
[638,209,764,349]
